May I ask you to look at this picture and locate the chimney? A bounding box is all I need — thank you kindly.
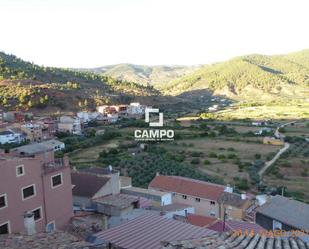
[156,172,160,176]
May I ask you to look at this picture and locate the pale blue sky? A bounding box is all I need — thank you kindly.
[0,0,308,67]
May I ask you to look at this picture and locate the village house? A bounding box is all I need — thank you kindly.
[0,144,73,235]
[149,175,253,220]
[255,195,309,231]
[57,116,82,135]
[149,175,225,217]
[0,129,24,145]
[126,102,147,116]
[20,123,43,142]
[217,192,252,220]
[2,112,33,123]
[76,111,100,125]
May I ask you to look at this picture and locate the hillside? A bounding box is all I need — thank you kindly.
[79,64,199,87]
[161,50,309,102]
[0,52,159,112]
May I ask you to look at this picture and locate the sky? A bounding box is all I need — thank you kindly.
[0,0,308,68]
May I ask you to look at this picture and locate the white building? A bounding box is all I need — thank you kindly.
[77,112,100,123]
[127,103,147,115]
[58,116,82,135]
[0,130,23,144]
[39,139,65,152]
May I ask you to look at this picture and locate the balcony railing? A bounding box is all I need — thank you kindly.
[43,157,69,174]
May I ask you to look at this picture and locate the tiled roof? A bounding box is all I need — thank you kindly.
[149,175,225,201]
[187,214,217,227]
[0,231,90,249]
[94,213,216,249]
[71,172,110,198]
[256,195,309,230]
[207,220,265,233]
[161,232,309,249]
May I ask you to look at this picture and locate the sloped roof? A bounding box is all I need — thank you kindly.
[71,172,110,198]
[94,213,216,249]
[207,220,264,233]
[149,175,225,201]
[161,232,309,249]
[256,195,309,230]
[187,214,217,227]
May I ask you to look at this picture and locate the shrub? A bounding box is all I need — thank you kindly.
[218,154,226,160]
[204,160,211,165]
[191,158,200,164]
[208,152,217,158]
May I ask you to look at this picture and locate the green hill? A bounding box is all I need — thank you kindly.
[80,64,199,87]
[161,50,309,102]
[0,52,158,111]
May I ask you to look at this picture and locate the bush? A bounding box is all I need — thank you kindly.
[254,153,261,159]
[191,151,203,157]
[218,154,226,160]
[191,158,200,164]
[227,153,237,159]
[204,160,211,165]
[208,152,217,158]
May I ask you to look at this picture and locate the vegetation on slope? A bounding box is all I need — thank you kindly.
[79,63,199,87]
[0,52,158,111]
[162,50,309,102]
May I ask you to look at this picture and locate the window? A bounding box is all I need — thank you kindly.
[195,198,201,202]
[182,195,187,199]
[210,201,216,205]
[51,173,63,188]
[32,207,42,221]
[16,165,24,177]
[0,222,10,234]
[22,184,36,200]
[210,212,216,217]
[0,194,7,209]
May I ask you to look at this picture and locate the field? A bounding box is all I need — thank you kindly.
[161,137,279,187]
[201,102,309,120]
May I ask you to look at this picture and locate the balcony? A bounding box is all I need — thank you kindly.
[43,157,69,174]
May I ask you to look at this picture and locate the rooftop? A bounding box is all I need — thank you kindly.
[149,175,225,201]
[78,166,118,175]
[39,139,64,148]
[187,214,217,227]
[161,232,309,249]
[256,195,309,230]
[217,192,249,208]
[207,220,265,233]
[94,194,138,209]
[122,186,170,197]
[71,172,110,198]
[13,143,53,155]
[94,213,216,249]
[0,231,90,249]
[151,203,193,212]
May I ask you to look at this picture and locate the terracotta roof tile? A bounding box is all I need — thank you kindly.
[149,176,225,201]
[187,214,217,227]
